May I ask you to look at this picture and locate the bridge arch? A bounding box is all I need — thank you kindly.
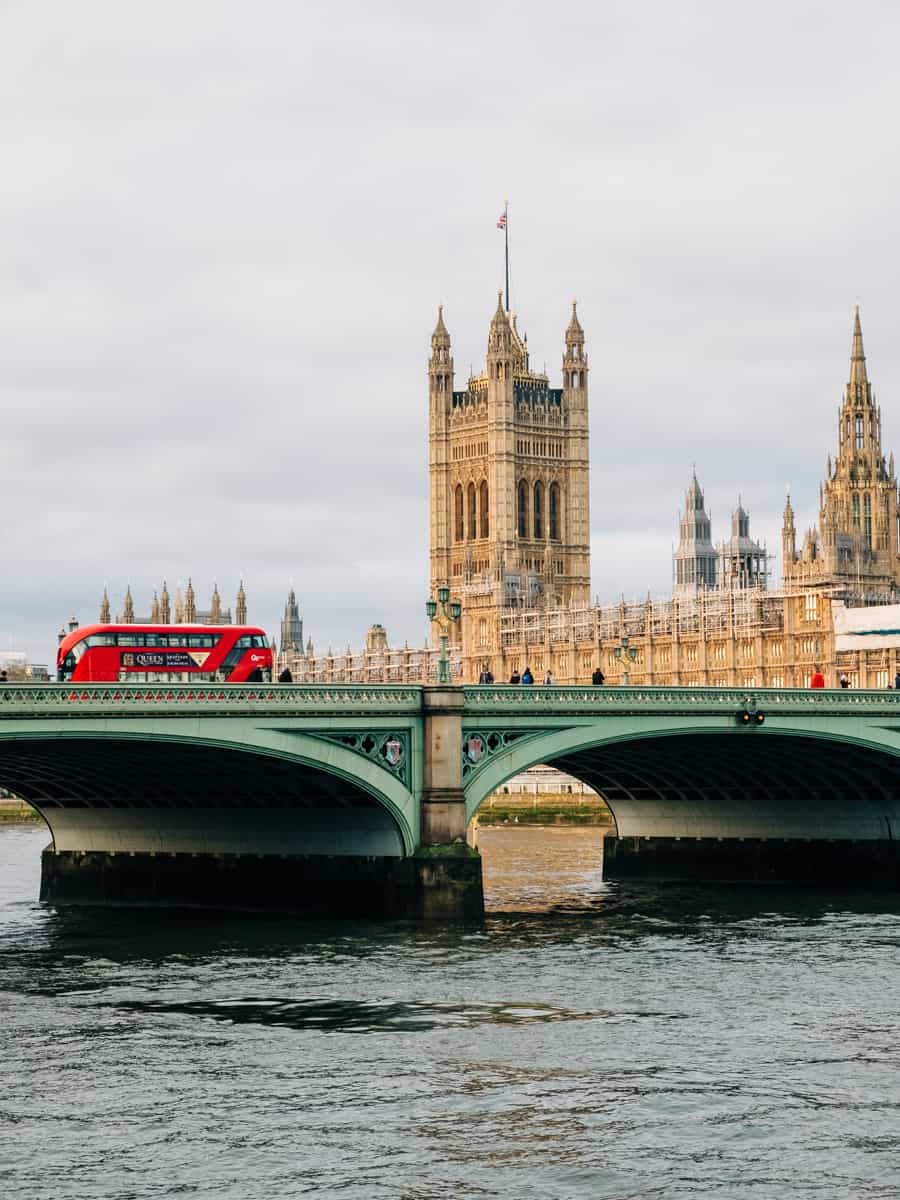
[464,716,900,843]
[0,724,417,857]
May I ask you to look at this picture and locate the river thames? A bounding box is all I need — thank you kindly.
[1,822,898,1198]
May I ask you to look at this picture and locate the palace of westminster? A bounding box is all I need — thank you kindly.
[92,301,900,690]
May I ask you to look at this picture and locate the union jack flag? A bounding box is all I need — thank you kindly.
[497,211,507,229]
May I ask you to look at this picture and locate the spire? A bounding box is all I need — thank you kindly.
[210,583,221,623]
[150,590,160,624]
[431,304,450,348]
[487,290,512,362]
[236,580,247,625]
[849,305,868,388]
[184,577,196,624]
[99,588,110,624]
[783,490,795,524]
[566,300,583,341]
[122,586,134,624]
[490,290,509,328]
[160,581,171,624]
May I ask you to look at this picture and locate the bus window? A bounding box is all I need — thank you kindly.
[187,636,216,648]
[144,634,167,647]
[118,634,145,647]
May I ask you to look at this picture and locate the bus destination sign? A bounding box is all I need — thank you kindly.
[122,652,208,669]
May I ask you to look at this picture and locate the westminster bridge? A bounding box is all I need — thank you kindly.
[2,682,899,917]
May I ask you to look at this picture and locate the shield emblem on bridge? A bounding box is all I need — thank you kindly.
[465,735,485,764]
[382,739,403,767]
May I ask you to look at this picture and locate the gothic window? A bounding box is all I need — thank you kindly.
[864,493,872,541]
[517,480,528,538]
[549,482,560,540]
[479,480,489,539]
[467,482,477,540]
[852,494,860,528]
[856,415,864,449]
[454,485,464,542]
[533,482,544,539]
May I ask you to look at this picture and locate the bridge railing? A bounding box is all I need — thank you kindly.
[0,682,425,716]
[2,682,899,719]
[462,684,900,715]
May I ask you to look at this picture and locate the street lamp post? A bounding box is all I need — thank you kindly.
[613,634,638,686]
[425,585,462,685]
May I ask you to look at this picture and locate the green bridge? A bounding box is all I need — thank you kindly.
[2,682,899,917]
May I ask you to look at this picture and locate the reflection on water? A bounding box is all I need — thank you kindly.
[1,822,899,1200]
[118,995,598,1032]
[480,825,606,912]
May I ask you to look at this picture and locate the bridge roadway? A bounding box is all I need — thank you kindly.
[1,682,899,917]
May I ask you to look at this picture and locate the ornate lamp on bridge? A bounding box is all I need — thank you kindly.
[613,635,638,686]
[425,586,462,685]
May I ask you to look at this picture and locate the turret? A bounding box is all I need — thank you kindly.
[184,578,196,624]
[236,580,247,625]
[150,591,160,623]
[782,492,796,569]
[174,587,184,624]
[210,583,221,624]
[837,306,880,461]
[486,291,513,377]
[428,306,453,401]
[563,300,588,405]
[159,581,171,624]
[122,586,134,624]
[99,588,110,624]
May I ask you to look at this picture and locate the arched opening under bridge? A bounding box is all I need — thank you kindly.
[469,731,900,885]
[0,734,425,915]
[0,737,406,857]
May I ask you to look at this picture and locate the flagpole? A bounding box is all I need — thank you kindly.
[504,201,509,313]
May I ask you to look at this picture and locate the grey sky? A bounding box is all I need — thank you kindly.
[3,0,900,664]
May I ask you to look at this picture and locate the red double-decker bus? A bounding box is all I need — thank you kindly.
[56,625,273,683]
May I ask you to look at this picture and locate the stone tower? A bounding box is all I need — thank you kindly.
[280,588,304,655]
[718,501,769,590]
[783,308,900,597]
[428,295,591,638]
[673,472,717,596]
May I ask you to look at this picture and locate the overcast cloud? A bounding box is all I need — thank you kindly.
[3,0,900,664]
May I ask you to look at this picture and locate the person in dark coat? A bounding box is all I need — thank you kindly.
[246,666,263,682]
[592,667,605,686]
[278,667,293,683]
[509,670,521,685]
[478,665,494,684]
[521,667,534,685]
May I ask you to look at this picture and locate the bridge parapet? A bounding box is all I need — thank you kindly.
[463,684,900,715]
[0,682,425,717]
